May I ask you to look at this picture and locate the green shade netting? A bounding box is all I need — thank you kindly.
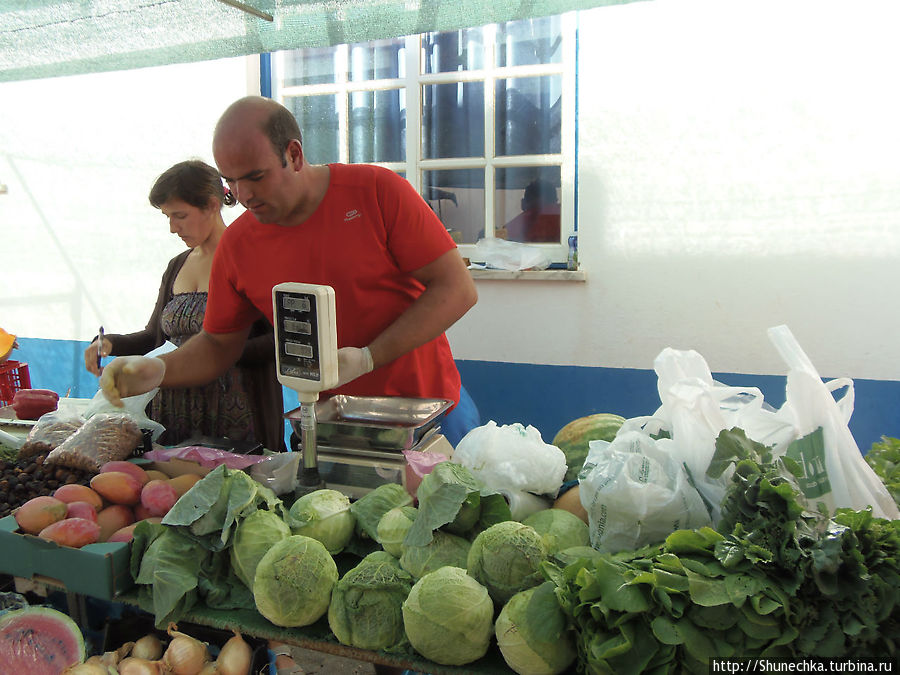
[0,0,648,83]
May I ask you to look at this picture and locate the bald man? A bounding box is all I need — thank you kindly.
[101,96,480,445]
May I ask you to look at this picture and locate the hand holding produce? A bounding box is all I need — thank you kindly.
[99,355,165,407]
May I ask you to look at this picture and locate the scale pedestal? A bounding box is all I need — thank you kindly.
[290,431,454,500]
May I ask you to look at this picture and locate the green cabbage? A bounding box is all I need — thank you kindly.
[287,488,355,554]
[495,582,577,675]
[399,530,471,580]
[350,483,413,541]
[230,508,292,588]
[253,535,338,627]
[467,520,547,605]
[401,566,493,665]
[327,551,414,651]
[523,508,590,554]
[377,506,417,557]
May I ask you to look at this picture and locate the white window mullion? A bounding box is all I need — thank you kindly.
[406,35,421,190]
[335,45,350,164]
[483,23,497,238]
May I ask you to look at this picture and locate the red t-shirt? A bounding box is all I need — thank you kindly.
[205,164,462,404]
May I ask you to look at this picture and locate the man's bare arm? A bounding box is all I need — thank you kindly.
[367,249,477,368]
[159,328,250,386]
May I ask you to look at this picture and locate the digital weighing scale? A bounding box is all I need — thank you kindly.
[272,282,339,493]
[274,282,456,498]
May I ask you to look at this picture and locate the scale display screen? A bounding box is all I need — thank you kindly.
[275,290,322,381]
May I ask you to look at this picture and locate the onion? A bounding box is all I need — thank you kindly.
[216,630,252,675]
[132,633,165,661]
[197,662,218,675]
[61,663,108,675]
[117,656,166,675]
[164,622,210,675]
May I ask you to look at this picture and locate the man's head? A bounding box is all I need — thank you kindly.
[212,96,306,225]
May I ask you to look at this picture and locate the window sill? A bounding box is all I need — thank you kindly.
[468,268,586,281]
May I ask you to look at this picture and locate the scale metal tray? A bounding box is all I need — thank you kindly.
[285,395,453,451]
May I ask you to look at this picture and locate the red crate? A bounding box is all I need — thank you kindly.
[0,360,31,407]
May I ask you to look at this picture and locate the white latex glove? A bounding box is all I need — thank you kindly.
[336,346,374,387]
[99,355,166,407]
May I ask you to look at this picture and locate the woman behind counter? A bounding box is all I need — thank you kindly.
[84,160,285,451]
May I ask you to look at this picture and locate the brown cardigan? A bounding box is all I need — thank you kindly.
[106,250,286,451]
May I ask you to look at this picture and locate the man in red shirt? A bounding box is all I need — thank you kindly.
[101,96,479,443]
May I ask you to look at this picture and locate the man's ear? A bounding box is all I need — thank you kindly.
[286,139,304,170]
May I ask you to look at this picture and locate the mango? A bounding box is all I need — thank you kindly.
[140,480,178,517]
[65,501,98,522]
[100,460,150,485]
[38,517,101,548]
[166,473,202,498]
[90,471,143,506]
[133,503,154,521]
[144,470,169,482]
[14,496,68,535]
[96,504,135,542]
[53,484,104,511]
[108,517,162,543]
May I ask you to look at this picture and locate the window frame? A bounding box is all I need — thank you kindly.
[269,12,577,265]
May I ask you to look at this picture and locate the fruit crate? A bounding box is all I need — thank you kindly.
[0,360,31,407]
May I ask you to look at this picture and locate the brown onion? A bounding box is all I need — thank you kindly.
[61,663,108,675]
[117,656,167,675]
[132,633,165,661]
[164,622,210,675]
[216,629,251,675]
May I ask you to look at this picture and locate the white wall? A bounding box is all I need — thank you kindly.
[448,0,900,381]
[4,0,900,385]
[0,57,254,341]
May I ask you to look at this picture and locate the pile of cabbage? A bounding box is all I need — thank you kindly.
[130,460,585,673]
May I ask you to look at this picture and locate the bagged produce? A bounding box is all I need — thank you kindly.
[454,421,566,520]
[46,412,142,472]
[578,428,710,553]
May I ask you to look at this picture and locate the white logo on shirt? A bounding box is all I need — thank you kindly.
[344,210,361,221]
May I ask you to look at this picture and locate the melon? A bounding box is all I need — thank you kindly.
[0,606,85,674]
[552,413,626,482]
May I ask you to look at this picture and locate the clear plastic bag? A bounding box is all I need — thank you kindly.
[579,429,711,553]
[84,387,165,441]
[45,412,143,472]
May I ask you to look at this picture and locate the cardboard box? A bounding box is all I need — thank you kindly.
[0,515,133,600]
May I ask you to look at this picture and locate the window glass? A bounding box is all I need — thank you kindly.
[349,89,406,163]
[422,169,484,244]
[284,95,339,164]
[495,75,562,156]
[423,27,485,74]
[349,39,406,81]
[422,82,484,159]
[283,46,338,86]
[496,16,563,67]
[495,166,561,243]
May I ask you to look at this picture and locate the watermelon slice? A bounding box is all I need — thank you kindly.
[0,606,85,674]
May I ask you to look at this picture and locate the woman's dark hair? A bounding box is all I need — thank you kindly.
[262,104,303,167]
[148,159,235,209]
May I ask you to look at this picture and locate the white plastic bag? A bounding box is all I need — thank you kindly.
[472,237,551,271]
[578,429,711,553]
[651,347,789,522]
[765,325,900,519]
[84,387,165,441]
[454,420,565,520]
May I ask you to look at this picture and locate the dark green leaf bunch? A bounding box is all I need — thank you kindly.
[547,428,900,673]
[865,436,900,507]
[547,526,796,674]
